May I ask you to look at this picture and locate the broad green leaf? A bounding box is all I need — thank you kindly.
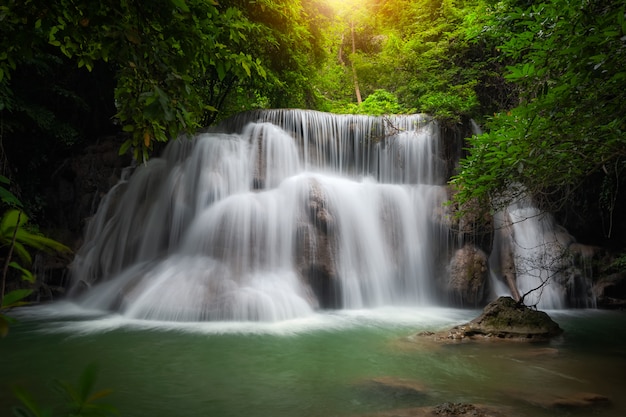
[2,289,33,307]
[118,139,133,156]
[11,386,48,417]
[170,0,190,12]
[241,61,251,77]
[0,209,27,234]
[0,187,22,207]
[9,261,35,283]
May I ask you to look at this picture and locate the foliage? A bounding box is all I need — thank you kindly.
[313,0,498,121]
[0,176,71,337]
[452,0,626,223]
[329,89,413,115]
[12,362,117,417]
[608,253,626,274]
[0,209,71,265]
[1,0,330,164]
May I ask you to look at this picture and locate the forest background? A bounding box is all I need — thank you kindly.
[1,0,626,304]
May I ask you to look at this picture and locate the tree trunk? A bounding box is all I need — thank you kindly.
[350,21,362,105]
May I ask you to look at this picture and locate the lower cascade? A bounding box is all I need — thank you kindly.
[69,109,594,321]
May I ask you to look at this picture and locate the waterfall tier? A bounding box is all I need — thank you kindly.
[70,110,449,321]
[70,109,594,321]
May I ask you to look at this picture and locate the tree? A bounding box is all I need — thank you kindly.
[1,0,269,162]
[452,0,626,234]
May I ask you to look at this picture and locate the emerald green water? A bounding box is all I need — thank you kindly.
[1,304,625,417]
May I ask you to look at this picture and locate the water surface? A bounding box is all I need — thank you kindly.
[2,305,624,417]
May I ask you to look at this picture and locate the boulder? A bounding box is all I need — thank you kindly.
[594,272,626,309]
[416,296,563,343]
[447,245,489,306]
[295,179,341,308]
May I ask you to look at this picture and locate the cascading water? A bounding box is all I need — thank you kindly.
[488,194,597,309]
[70,110,449,321]
[70,109,597,319]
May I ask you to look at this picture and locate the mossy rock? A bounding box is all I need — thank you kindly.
[462,296,563,340]
[415,296,563,343]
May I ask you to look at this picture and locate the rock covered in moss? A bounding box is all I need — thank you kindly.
[417,296,563,343]
[462,296,563,340]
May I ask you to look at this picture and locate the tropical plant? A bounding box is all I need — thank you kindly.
[452,0,626,222]
[12,362,117,417]
[0,176,71,336]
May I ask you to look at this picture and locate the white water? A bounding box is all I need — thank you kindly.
[70,110,592,320]
[70,110,447,321]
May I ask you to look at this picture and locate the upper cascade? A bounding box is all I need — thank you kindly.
[69,110,448,321]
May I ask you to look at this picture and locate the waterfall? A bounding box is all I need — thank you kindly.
[489,194,597,309]
[69,110,599,320]
[70,110,448,321]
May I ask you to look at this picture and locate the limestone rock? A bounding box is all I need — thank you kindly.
[461,296,563,340]
[447,245,489,306]
[416,296,563,343]
[295,179,341,308]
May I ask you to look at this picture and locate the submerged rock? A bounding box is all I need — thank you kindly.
[361,402,514,417]
[359,376,429,398]
[506,390,611,410]
[416,296,563,342]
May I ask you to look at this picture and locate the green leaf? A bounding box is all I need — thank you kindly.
[8,261,35,283]
[2,289,33,308]
[170,0,190,13]
[0,209,27,234]
[118,139,133,156]
[78,363,99,403]
[11,386,47,417]
[0,187,23,208]
[216,62,226,81]
[241,61,251,77]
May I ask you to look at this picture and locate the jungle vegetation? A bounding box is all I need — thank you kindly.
[1,0,625,248]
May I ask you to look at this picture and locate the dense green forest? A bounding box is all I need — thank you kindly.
[1,0,626,290]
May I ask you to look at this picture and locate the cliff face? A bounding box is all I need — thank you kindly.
[44,136,132,248]
[30,136,131,299]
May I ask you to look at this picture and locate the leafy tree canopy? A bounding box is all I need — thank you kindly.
[452,0,626,230]
[1,0,329,162]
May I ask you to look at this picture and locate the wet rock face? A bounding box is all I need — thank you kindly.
[447,245,489,306]
[295,179,341,309]
[46,136,132,248]
[594,271,626,308]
